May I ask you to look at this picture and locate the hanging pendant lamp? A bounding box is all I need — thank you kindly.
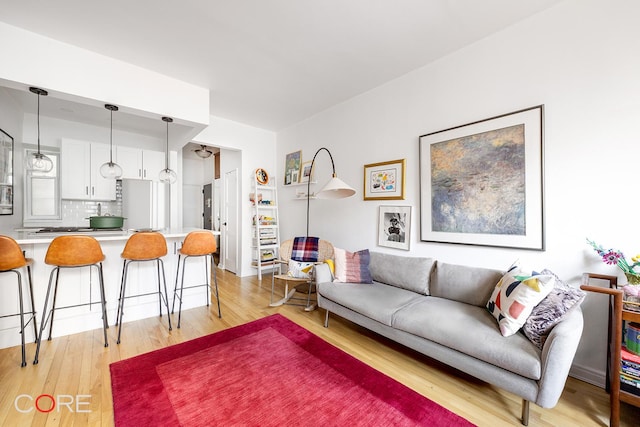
[99,104,123,179]
[24,87,54,173]
[158,116,177,184]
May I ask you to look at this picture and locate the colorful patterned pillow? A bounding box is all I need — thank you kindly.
[486,263,555,337]
[287,259,314,279]
[523,269,586,349]
[333,248,373,284]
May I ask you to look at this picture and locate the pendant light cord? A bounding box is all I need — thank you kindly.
[109,108,114,163]
[36,92,41,154]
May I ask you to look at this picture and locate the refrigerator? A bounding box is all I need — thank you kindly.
[121,180,169,230]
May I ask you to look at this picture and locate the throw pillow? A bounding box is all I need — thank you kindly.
[486,263,555,337]
[287,259,314,279]
[523,269,586,349]
[333,248,373,284]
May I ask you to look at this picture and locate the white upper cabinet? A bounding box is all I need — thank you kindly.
[61,139,117,200]
[116,146,165,181]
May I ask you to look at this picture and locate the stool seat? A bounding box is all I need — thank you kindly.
[34,235,109,364]
[45,235,106,266]
[116,232,172,344]
[0,236,38,367]
[172,230,221,328]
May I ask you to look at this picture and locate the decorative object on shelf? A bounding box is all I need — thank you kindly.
[419,105,544,250]
[255,168,269,185]
[363,159,405,201]
[377,205,411,250]
[24,87,53,173]
[299,160,313,184]
[0,127,13,215]
[158,116,177,184]
[194,145,213,159]
[284,150,301,185]
[100,104,123,179]
[587,238,640,312]
[306,147,356,237]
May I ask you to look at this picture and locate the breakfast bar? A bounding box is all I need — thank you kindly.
[0,228,218,350]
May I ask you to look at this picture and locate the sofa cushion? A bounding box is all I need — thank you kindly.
[523,269,586,349]
[318,281,423,327]
[369,252,435,295]
[487,264,555,337]
[429,262,504,306]
[334,248,373,283]
[392,297,542,380]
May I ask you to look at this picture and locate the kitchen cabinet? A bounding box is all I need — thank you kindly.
[61,138,116,200]
[116,146,165,181]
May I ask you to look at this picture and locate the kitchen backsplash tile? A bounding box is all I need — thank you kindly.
[60,180,122,226]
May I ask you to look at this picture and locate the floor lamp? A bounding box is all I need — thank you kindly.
[306,147,356,237]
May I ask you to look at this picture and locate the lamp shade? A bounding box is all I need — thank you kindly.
[316,176,356,199]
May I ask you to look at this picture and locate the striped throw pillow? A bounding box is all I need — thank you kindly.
[333,248,373,284]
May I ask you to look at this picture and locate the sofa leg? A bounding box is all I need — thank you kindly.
[324,310,330,328]
[521,399,529,426]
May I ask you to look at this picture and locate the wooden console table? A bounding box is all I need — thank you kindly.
[581,273,640,427]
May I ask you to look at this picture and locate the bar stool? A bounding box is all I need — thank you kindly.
[33,235,109,364]
[115,232,172,344]
[171,230,221,328]
[0,236,39,367]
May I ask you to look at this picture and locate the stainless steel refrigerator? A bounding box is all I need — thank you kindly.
[121,180,169,230]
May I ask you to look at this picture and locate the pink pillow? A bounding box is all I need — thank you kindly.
[333,248,373,284]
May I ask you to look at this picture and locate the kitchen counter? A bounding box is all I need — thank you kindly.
[9,227,219,245]
[0,228,221,351]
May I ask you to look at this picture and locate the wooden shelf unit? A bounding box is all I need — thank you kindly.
[581,273,640,427]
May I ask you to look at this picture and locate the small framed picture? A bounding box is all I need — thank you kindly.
[364,159,405,200]
[378,205,411,250]
[299,160,313,183]
[284,150,302,185]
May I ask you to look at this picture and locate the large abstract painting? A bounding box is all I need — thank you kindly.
[419,105,544,250]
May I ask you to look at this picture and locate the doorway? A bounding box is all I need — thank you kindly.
[223,168,238,274]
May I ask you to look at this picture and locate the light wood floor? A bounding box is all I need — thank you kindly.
[1,269,639,426]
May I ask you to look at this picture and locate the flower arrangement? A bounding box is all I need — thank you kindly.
[587,238,640,283]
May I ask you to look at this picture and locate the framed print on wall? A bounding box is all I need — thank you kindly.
[363,159,405,200]
[378,205,411,250]
[419,105,544,250]
[299,160,313,184]
[284,150,302,185]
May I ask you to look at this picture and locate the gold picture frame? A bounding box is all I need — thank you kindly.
[363,159,405,200]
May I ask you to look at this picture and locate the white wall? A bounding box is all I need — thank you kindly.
[276,0,640,387]
[194,116,276,277]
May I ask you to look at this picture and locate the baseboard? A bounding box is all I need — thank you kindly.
[570,364,605,388]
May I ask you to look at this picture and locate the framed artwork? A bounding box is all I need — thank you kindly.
[299,160,313,184]
[378,205,411,250]
[255,168,269,185]
[0,128,13,215]
[363,159,405,200]
[284,150,302,185]
[419,105,544,250]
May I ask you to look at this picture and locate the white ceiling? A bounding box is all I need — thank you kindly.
[0,0,564,132]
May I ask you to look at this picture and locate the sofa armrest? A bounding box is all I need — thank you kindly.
[314,263,333,284]
[535,306,584,408]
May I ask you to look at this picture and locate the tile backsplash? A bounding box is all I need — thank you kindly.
[59,180,123,226]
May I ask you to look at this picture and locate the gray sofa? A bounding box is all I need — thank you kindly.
[315,252,584,426]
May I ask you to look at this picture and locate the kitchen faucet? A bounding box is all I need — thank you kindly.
[97,203,102,216]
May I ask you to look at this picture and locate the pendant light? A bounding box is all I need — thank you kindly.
[25,87,53,173]
[194,145,213,159]
[99,104,123,179]
[158,116,177,184]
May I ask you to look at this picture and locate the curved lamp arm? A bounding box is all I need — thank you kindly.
[306,147,355,237]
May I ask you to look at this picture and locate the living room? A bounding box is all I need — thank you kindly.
[1,1,640,425]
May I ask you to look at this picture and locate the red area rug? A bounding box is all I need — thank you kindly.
[110,314,474,426]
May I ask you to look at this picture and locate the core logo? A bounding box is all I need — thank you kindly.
[14,394,91,413]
